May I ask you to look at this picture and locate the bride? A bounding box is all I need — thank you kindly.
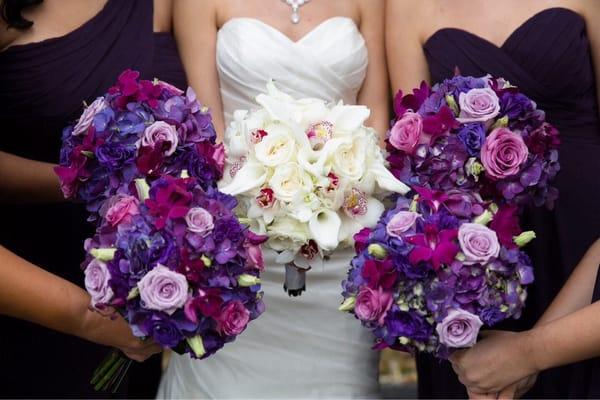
[158,0,388,398]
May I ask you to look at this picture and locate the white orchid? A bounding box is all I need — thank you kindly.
[219,82,410,263]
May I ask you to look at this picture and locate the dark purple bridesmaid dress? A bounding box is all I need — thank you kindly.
[418,7,600,398]
[0,0,186,397]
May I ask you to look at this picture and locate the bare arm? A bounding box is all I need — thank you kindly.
[385,0,430,94]
[356,0,389,140]
[535,239,600,325]
[0,246,160,361]
[174,0,225,141]
[0,151,63,203]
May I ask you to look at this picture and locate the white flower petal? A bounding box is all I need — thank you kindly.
[218,162,266,196]
[309,209,341,251]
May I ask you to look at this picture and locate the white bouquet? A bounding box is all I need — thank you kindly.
[220,82,409,295]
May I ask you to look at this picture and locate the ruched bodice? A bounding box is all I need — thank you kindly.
[418,7,600,398]
[216,17,368,124]
[0,0,186,397]
[158,17,379,399]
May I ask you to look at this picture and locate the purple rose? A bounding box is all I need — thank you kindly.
[216,301,250,336]
[96,142,136,170]
[389,111,423,154]
[138,265,189,315]
[436,309,483,348]
[140,121,179,156]
[457,123,486,156]
[458,223,500,265]
[458,88,500,123]
[185,207,214,236]
[84,259,114,307]
[481,127,529,180]
[355,286,393,325]
[73,97,107,136]
[386,211,420,238]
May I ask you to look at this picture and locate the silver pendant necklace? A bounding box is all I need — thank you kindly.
[281,0,310,24]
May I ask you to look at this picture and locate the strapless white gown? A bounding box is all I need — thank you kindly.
[157,17,379,399]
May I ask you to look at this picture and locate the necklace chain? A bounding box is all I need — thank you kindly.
[281,0,310,24]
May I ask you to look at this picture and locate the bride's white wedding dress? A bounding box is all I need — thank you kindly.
[158,17,379,399]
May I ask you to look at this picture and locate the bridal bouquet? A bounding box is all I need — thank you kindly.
[84,175,266,363]
[340,188,535,357]
[219,82,409,295]
[387,75,560,209]
[55,70,224,217]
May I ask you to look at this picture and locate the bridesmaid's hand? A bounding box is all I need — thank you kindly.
[449,330,539,395]
[496,374,538,399]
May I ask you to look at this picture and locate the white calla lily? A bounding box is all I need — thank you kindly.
[308,209,341,251]
[327,104,371,133]
[368,161,410,194]
[218,161,266,196]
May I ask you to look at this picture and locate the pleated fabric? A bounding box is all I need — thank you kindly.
[416,7,600,398]
[0,0,186,397]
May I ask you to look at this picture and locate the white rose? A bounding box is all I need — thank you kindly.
[332,136,367,181]
[266,217,310,252]
[254,123,296,166]
[269,162,314,203]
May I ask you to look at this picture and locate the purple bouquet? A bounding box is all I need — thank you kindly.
[55,70,225,217]
[387,75,560,209]
[340,187,535,358]
[83,175,266,361]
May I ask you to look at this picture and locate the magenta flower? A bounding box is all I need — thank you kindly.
[489,205,521,248]
[406,224,459,270]
[146,177,192,229]
[394,81,430,118]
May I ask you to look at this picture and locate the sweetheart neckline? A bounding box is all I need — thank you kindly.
[423,7,584,50]
[219,16,360,45]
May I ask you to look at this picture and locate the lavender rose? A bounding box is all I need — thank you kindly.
[73,97,107,136]
[389,111,423,153]
[436,309,483,348]
[138,265,189,315]
[481,127,529,180]
[140,121,179,156]
[84,259,114,307]
[458,223,500,265]
[458,87,500,123]
[185,207,215,236]
[355,286,393,325]
[386,211,420,238]
[216,301,250,336]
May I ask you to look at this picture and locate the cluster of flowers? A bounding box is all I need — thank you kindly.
[56,70,224,217]
[220,82,409,294]
[57,70,265,361]
[341,188,534,357]
[84,175,265,358]
[387,75,560,209]
[342,75,559,358]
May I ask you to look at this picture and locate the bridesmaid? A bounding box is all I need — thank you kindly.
[386,0,600,398]
[0,0,186,397]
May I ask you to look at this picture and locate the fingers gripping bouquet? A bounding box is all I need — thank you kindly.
[387,75,560,209]
[55,70,225,219]
[219,82,410,296]
[340,188,535,358]
[83,174,266,388]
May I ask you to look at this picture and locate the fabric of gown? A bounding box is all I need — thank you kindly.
[0,0,186,397]
[415,7,600,398]
[157,17,380,399]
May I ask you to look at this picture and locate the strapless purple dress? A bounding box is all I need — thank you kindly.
[418,8,600,398]
[0,0,186,397]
